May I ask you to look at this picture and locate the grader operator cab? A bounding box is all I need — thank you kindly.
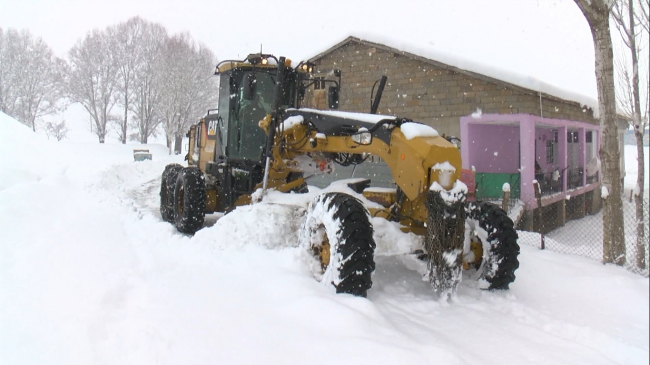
[159,53,519,297]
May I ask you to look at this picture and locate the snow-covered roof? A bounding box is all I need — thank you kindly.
[309,33,599,115]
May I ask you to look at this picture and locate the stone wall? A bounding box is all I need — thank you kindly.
[312,40,598,137]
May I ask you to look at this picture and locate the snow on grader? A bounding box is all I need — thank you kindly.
[159,53,520,298]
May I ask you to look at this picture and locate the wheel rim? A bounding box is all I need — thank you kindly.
[312,225,331,271]
[319,240,331,270]
[462,235,484,270]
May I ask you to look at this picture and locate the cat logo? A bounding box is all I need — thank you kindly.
[207,119,217,140]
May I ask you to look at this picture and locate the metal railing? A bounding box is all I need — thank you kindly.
[567,168,584,189]
[535,170,564,196]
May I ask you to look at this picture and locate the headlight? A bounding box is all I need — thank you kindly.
[351,131,372,145]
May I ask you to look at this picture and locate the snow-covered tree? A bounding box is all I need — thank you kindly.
[107,18,143,144]
[67,29,119,143]
[129,20,168,144]
[158,33,217,154]
[45,120,69,141]
[0,28,64,131]
[574,0,626,265]
[0,28,16,119]
[612,0,649,269]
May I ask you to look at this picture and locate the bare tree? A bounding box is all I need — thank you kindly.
[574,0,626,265]
[638,0,650,31]
[45,120,69,141]
[108,17,145,144]
[159,33,217,154]
[612,0,649,269]
[0,28,64,131]
[129,20,168,144]
[173,44,217,153]
[158,35,185,153]
[0,28,11,115]
[0,28,21,119]
[67,29,118,143]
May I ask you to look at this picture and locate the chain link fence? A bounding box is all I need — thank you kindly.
[501,192,650,277]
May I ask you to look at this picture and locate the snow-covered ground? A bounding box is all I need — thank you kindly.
[1,112,648,364]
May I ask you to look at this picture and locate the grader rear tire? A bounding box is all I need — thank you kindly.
[173,167,206,234]
[160,163,183,222]
[465,201,520,290]
[300,193,375,297]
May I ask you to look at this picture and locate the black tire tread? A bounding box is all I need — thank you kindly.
[307,192,376,297]
[160,163,183,222]
[466,200,520,290]
[174,167,206,234]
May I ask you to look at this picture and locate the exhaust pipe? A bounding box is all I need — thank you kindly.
[370,75,388,114]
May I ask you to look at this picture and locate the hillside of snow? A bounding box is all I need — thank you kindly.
[0,112,648,365]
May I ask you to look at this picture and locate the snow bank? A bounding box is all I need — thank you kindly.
[0,111,169,191]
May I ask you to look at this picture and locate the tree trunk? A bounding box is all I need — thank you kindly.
[635,131,646,269]
[575,0,626,265]
[100,123,106,143]
[629,0,646,270]
[94,117,106,144]
[174,134,183,155]
[122,94,128,144]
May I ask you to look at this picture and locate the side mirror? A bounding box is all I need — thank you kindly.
[243,73,256,100]
[328,86,339,109]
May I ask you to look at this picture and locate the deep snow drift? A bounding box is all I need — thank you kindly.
[0,112,648,365]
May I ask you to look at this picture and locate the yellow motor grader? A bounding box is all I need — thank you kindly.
[160,53,519,297]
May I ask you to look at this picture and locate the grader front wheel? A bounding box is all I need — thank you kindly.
[300,193,376,297]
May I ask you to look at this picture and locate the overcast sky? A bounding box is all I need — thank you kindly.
[1,0,597,99]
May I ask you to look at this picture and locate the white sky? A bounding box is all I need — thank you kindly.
[0,0,599,100]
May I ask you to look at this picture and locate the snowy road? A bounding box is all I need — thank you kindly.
[1,113,648,364]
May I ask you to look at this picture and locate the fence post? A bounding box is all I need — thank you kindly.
[533,180,543,232]
[502,183,511,213]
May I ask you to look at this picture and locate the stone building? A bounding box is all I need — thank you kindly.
[306,35,610,232]
[307,35,598,138]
